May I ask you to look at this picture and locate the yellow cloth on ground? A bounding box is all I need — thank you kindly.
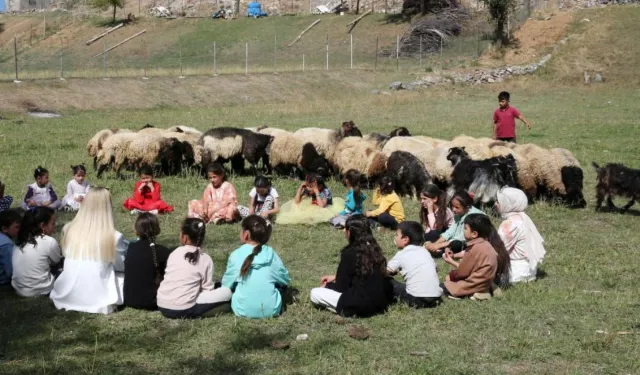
[276,198,345,225]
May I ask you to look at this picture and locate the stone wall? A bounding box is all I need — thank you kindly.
[6,0,50,11]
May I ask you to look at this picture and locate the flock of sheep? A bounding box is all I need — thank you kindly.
[86,121,587,208]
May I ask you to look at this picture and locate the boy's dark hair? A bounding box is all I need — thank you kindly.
[344,169,362,207]
[34,166,48,180]
[0,209,22,231]
[397,221,424,246]
[16,207,55,247]
[420,184,448,230]
[378,175,395,195]
[464,214,511,286]
[207,162,226,178]
[498,91,510,101]
[451,191,474,209]
[240,215,272,278]
[135,213,163,286]
[138,164,154,177]
[182,218,206,265]
[344,215,387,278]
[71,164,87,175]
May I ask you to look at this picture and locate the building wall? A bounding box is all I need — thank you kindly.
[6,0,49,12]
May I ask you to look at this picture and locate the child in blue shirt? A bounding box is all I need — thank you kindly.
[222,215,290,319]
[330,170,366,229]
[0,209,22,285]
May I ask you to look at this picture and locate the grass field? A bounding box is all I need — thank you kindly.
[1,6,640,375]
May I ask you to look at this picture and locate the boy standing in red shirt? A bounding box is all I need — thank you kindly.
[493,91,531,142]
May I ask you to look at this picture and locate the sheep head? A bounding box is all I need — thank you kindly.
[389,127,411,137]
[561,166,586,208]
[447,147,469,166]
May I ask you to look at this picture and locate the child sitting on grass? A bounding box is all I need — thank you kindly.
[277,174,344,225]
[441,214,511,300]
[387,221,442,308]
[426,191,485,258]
[366,176,404,230]
[420,184,454,243]
[0,180,13,212]
[123,164,173,215]
[0,209,22,286]
[330,169,366,229]
[11,207,63,297]
[22,166,62,211]
[157,218,232,319]
[124,213,171,311]
[310,215,393,317]
[222,215,290,319]
[237,176,280,224]
[188,163,239,224]
[61,164,90,212]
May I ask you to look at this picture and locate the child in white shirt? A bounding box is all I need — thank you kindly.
[62,164,90,212]
[238,176,280,224]
[22,166,62,211]
[387,221,442,308]
[12,207,62,297]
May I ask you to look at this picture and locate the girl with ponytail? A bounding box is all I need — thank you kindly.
[123,213,171,310]
[221,215,290,319]
[330,169,367,229]
[157,218,232,319]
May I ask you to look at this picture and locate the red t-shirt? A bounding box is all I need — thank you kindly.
[493,106,521,138]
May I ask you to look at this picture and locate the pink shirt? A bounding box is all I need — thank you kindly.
[493,106,521,138]
[425,207,455,233]
[156,245,215,310]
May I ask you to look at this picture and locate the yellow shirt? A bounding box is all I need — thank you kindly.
[369,189,405,222]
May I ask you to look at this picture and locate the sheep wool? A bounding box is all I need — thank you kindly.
[138,127,167,136]
[490,145,537,198]
[412,136,448,148]
[200,134,243,162]
[293,127,341,163]
[167,125,202,136]
[450,135,493,160]
[124,135,170,172]
[516,143,566,195]
[96,132,140,177]
[334,137,387,178]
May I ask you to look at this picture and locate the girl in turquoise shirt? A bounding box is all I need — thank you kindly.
[330,170,367,229]
[222,215,290,319]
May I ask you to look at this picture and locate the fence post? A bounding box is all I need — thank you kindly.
[419,35,422,69]
[350,33,353,70]
[440,34,444,70]
[103,38,108,80]
[139,0,141,17]
[325,34,329,71]
[477,27,480,58]
[14,35,20,83]
[213,41,217,76]
[43,14,46,38]
[274,34,277,73]
[179,39,185,78]
[302,53,305,72]
[143,37,149,79]
[59,37,65,80]
[396,35,399,71]
[374,35,378,72]
[245,42,248,75]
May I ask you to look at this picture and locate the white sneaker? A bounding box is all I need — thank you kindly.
[470,292,492,301]
[149,209,159,215]
[130,209,141,215]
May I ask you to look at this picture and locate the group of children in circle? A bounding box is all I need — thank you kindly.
[0,160,546,318]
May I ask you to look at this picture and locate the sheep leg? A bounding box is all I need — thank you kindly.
[620,198,635,213]
[606,195,617,210]
[595,186,606,212]
[93,156,98,171]
[96,163,108,179]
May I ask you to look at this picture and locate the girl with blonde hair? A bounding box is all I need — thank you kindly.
[50,187,129,314]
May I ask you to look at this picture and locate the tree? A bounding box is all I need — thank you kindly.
[90,0,123,23]
[482,0,516,46]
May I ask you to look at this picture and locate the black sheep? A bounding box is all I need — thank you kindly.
[447,147,518,204]
[300,143,333,180]
[387,151,431,199]
[199,127,274,175]
[560,166,587,208]
[592,162,640,213]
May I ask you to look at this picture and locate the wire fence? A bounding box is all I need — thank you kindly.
[0,1,558,81]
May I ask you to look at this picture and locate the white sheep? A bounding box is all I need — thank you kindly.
[96,132,140,178]
[167,125,203,136]
[450,135,493,160]
[333,137,387,179]
[87,128,132,170]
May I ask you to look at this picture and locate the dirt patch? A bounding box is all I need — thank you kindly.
[480,10,574,66]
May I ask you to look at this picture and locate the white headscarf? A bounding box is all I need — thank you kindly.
[497,187,546,267]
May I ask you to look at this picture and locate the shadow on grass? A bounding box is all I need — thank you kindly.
[0,286,292,374]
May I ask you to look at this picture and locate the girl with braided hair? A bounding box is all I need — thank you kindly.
[123,213,171,310]
[310,215,393,317]
[157,218,232,319]
[221,215,290,319]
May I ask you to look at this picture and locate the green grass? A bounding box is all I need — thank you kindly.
[0,81,639,374]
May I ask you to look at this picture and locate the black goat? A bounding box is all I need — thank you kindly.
[387,151,431,199]
[447,147,518,204]
[592,162,640,213]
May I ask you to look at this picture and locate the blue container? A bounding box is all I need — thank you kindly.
[247,2,267,17]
